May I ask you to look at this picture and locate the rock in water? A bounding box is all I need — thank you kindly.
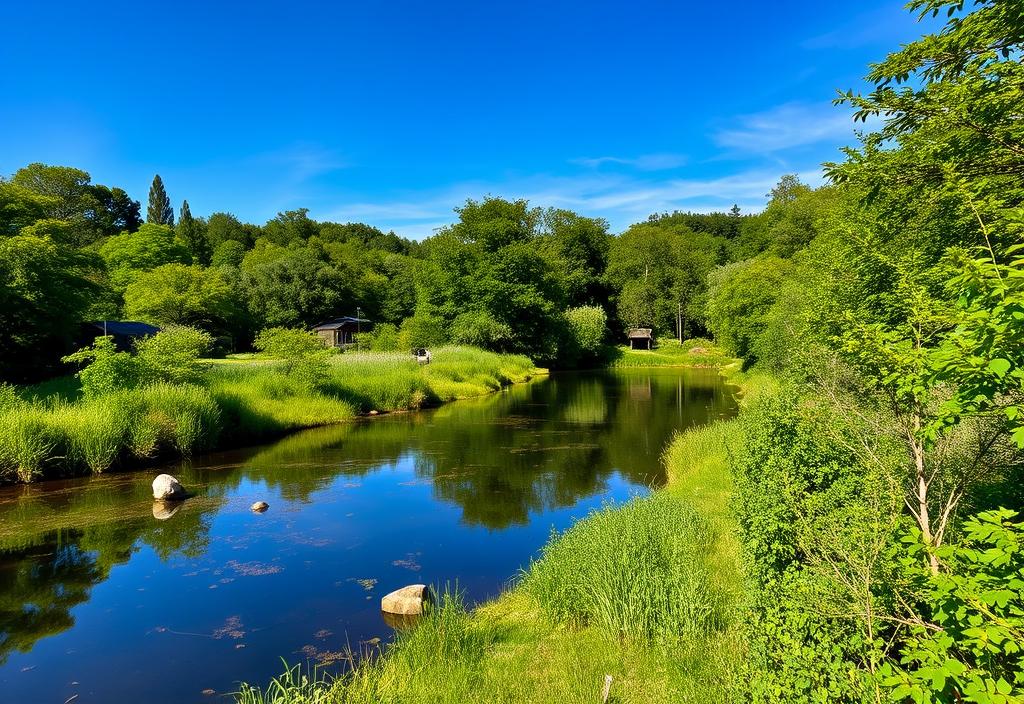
[251,501,269,513]
[381,584,431,615]
[152,474,186,501]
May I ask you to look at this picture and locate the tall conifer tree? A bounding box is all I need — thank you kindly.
[147,174,174,225]
[177,199,211,265]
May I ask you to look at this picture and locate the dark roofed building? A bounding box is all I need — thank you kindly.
[312,316,371,348]
[81,321,160,351]
[627,327,653,350]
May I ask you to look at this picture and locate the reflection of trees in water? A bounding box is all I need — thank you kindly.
[230,370,735,529]
[0,487,222,662]
[0,369,736,659]
[0,537,99,664]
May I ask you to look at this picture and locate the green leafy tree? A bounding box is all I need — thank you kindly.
[99,223,191,290]
[123,263,237,332]
[146,174,173,226]
[450,310,513,349]
[176,200,211,265]
[0,235,102,381]
[878,509,1024,703]
[398,309,447,350]
[211,239,246,267]
[706,257,792,362]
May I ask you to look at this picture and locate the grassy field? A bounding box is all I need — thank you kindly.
[236,405,749,704]
[0,347,540,483]
[608,338,738,369]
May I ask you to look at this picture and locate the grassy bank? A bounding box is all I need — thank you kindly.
[0,347,539,483]
[237,394,749,703]
[609,338,738,369]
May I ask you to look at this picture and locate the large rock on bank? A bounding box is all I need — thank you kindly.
[381,584,431,616]
[152,474,187,501]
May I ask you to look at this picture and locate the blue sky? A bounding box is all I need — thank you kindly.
[0,0,938,238]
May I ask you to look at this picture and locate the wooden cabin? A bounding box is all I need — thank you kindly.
[312,316,371,348]
[81,321,160,351]
[627,328,653,350]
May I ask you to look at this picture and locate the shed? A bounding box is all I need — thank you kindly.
[627,328,653,350]
[81,321,160,351]
[312,316,371,348]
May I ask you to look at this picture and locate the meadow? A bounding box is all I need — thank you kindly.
[0,347,539,483]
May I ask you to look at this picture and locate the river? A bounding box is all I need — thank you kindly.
[0,368,736,703]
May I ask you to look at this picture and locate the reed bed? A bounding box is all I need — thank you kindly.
[1,347,539,483]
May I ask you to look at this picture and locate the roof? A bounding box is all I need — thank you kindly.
[312,316,371,331]
[88,321,160,336]
[627,328,653,339]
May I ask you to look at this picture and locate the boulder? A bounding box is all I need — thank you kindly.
[381,584,431,616]
[250,501,269,513]
[152,474,186,501]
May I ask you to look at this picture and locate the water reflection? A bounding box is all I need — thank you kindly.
[0,369,735,703]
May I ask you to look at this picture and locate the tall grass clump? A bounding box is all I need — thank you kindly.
[0,404,62,482]
[523,491,726,641]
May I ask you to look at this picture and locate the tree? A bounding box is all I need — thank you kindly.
[134,326,213,384]
[99,224,191,290]
[123,264,237,332]
[177,200,211,265]
[706,257,792,362]
[147,174,173,226]
[0,235,102,381]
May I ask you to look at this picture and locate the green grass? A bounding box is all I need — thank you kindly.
[609,338,738,369]
[1,346,541,483]
[236,395,750,704]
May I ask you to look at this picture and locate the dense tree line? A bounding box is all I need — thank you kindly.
[1,160,804,382]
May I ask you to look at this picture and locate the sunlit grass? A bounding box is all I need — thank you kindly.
[1,347,541,482]
[610,338,737,369]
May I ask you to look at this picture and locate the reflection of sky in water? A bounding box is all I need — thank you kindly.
[0,369,736,704]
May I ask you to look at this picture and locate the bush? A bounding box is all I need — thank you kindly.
[523,491,724,641]
[358,322,400,351]
[135,326,213,384]
[254,327,332,389]
[562,305,607,364]
[398,310,448,350]
[450,310,513,350]
[62,336,146,398]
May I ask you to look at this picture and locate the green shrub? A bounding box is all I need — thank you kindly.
[135,326,213,384]
[523,491,724,641]
[62,336,146,397]
[359,322,400,351]
[398,310,447,350]
[563,305,606,357]
[450,310,513,350]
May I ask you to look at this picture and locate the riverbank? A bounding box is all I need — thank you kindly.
[237,363,755,704]
[0,347,540,483]
[609,338,738,369]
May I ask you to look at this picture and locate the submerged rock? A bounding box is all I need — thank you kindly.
[152,474,186,501]
[250,501,269,513]
[381,584,431,616]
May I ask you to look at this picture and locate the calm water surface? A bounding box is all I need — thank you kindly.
[0,369,735,703]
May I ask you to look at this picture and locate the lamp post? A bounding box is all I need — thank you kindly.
[356,307,362,351]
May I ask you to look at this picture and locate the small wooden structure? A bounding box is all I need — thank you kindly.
[312,316,371,348]
[627,328,653,350]
[81,321,160,351]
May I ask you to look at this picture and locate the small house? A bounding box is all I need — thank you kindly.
[81,321,160,351]
[312,316,371,348]
[627,328,653,350]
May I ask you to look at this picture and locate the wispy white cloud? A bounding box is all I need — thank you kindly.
[802,5,917,50]
[713,101,863,154]
[570,153,688,171]
[320,166,825,238]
